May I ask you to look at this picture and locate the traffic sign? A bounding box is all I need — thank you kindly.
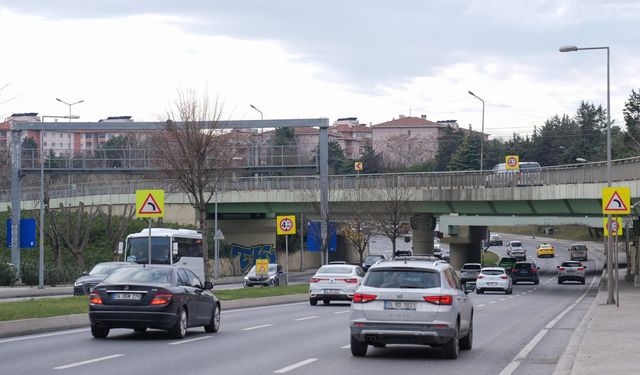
[603,217,623,236]
[136,190,165,218]
[256,258,269,276]
[214,228,225,240]
[276,215,296,235]
[602,187,630,214]
[354,161,363,171]
[505,155,520,171]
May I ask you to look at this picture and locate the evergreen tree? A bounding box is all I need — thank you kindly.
[359,142,383,173]
[623,89,640,153]
[569,101,606,162]
[435,126,465,171]
[447,130,480,171]
[328,140,346,174]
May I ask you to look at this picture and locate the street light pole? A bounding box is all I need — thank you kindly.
[250,104,265,167]
[468,91,485,171]
[55,98,84,122]
[559,45,614,304]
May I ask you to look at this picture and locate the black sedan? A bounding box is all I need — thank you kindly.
[89,265,220,339]
[362,255,385,271]
[73,262,131,296]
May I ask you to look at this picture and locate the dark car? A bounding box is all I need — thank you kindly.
[89,265,220,339]
[511,261,540,284]
[73,262,132,296]
[362,255,385,271]
[498,257,518,275]
[243,263,287,287]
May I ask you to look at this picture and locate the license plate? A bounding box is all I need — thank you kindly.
[488,282,497,286]
[384,301,417,310]
[324,289,339,294]
[567,269,575,273]
[114,293,141,300]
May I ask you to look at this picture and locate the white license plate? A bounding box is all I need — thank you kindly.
[114,293,142,300]
[488,282,498,286]
[384,301,417,310]
[324,289,339,294]
[567,270,575,273]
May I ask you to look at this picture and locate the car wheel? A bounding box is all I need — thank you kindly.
[350,335,368,357]
[506,288,512,295]
[91,324,109,339]
[309,298,318,306]
[442,325,460,359]
[273,278,279,287]
[459,317,473,351]
[169,307,188,339]
[581,278,586,285]
[133,327,147,333]
[476,289,484,294]
[323,299,331,305]
[558,278,563,284]
[204,303,221,333]
[534,279,539,285]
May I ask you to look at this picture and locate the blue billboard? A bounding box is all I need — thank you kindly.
[306,221,337,252]
[5,218,37,248]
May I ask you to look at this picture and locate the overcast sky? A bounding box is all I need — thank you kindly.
[1,0,639,139]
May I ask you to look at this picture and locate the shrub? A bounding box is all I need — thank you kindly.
[0,262,17,286]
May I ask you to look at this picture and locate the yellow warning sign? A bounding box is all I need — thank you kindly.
[603,217,623,236]
[505,155,520,171]
[256,258,269,276]
[354,161,363,171]
[136,190,165,218]
[602,187,630,215]
[276,215,296,235]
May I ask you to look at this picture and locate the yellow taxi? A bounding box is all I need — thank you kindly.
[536,243,555,258]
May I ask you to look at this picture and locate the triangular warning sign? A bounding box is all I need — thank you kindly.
[138,193,163,214]
[604,191,628,211]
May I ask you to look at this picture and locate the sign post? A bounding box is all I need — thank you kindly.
[602,186,630,306]
[136,190,165,264]
[277,215,296,285]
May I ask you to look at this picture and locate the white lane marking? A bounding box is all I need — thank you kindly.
[294,316,319,322]
[545,274,597,330]
[242,324,274,331]
[341,345,350,349]
[515,329,548,360]
[477,304,486,307]
[499,361,520,375]
[168,336,211,345]
[54,354,124,370]
[514,295,520,297]
[499,298,506,301]
[274,358,318,373]
[334,310,350,315]
[507,296,513,299]
[0,328,89,344]
[489,301,496,304]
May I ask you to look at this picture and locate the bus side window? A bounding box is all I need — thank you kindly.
[174,237,203,261]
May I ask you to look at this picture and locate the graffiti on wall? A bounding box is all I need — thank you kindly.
[231,243,276,273]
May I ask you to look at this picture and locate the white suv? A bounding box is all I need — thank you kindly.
[349,256,474,359]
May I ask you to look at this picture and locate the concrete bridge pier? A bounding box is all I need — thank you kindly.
[448,226,488,269]
[410,214,436,255]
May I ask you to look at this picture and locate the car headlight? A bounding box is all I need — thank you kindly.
[74,281,83,287]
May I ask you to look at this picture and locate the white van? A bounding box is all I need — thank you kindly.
[487,161,542,187]
[491,162,542,173]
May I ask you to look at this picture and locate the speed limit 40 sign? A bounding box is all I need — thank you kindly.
[276,215,296,235]
[505,155,520,171]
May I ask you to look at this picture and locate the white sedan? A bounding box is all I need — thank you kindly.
[476,267,512,294]
[309,264,365,305]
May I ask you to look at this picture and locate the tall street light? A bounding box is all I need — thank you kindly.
[559,44,614,304]
[56,98,84,121]
[468,90,485,171]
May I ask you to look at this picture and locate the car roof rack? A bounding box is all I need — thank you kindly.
[391,255,447,264]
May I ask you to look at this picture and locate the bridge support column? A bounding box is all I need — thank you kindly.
[410,214,435,255]
[448,225,488,269]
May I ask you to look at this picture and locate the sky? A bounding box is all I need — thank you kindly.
[1,0,639,139]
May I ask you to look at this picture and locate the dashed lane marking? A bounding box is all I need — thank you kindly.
[168,336,211,345]
[294,316,319,322]
[242,324,274,331]
[274,358,318,373]
[54,354,124,370]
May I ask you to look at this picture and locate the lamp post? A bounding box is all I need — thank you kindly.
[559,44,613,304]
[576,158,588,163]
[468,90,485,171]
[55,98,84,121]
[249,104,265,167]
[39,115,79,289]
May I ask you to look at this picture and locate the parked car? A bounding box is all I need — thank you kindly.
[243,263,287,287]
[460,263,482,284]
[309,264,365,305]
[476,267,512,294]
[569,244,588,261]
[511,261,540,284]
[536,243,555,258]
[349,257,474,359]
[489,234,503,246]
[497,257,518,275]
[362,255,385,272]
[557,261,586,284]
[73,262,132,296]
[88,265,220,339]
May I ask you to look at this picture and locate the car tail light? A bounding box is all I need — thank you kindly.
[559,267,566,271]
[151,292,173,305]
[577,267,585,271]
[309,278,328,283]
[500,275,508,279]
[353,293,377,303]
[531,268,538,273]
[89,292,103,305]
[477,275,485,279]
[424,295,452,305]
[339,278,359,284]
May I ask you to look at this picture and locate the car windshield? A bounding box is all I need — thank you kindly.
[499,259,516,264]
[562,262,582,267]
[104,267,173,284]
[365,256,383,262]
[482,269,504,275]
[462,264,481,270]
[89,264,121,275]
[510,241,522,247]
[317,266,353,274]
[364,269,441,288]
[572,245,587,251]
[248,264,277,274]
[514,263,533,270]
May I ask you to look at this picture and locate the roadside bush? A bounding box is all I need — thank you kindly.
[0,262,17,286]
[20,259,82,286]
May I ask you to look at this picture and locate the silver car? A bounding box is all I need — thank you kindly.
[460,263,482,284]
[309,264,365,305]
[349,258,474,359]
[557,261,586,284]
[243,263,287,287]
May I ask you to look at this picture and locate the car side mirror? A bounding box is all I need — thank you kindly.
[583,265,588,269]
[537,267,541,270]
[82,271,88,276]
[204,281,214,290]
[464,282,476,294]
[556,266,560,269]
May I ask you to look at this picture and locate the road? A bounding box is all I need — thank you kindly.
[0,233,601,375]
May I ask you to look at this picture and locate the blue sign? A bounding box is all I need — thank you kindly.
[306,221,337,252]
[5,218,37,248]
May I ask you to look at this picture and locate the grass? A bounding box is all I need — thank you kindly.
[0,284,310,322]
[482,250,500,267]
[492,225,596,242]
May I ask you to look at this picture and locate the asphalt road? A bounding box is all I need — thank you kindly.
[0,233,602,375]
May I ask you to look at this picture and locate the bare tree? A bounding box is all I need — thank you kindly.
[99,204,136,261]
[339,186,376,264]
[375,175,414,254]
[153,89,238,282]
[49,202,100,270]
[379,134,433,170]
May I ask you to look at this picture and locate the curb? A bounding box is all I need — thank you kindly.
[0,294,309,339]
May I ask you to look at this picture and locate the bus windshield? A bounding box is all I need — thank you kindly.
[126,237,171,264]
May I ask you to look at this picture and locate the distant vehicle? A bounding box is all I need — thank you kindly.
[497,257,518,275]
[511,261,540,284]
[349,257,474,359]
[507,241,523,255]
[362,255,385,272]
[309,264,365,305]
[89,265,220,339]
[492,162,542,173]
[489,234,503,246]
[243,263,287,287]
[569,244,588,261]
[536,243,555,258]
[460,263,482,284]
[73,262,131,296]
[393,249,413,258]
[487,161,543,187]
[441,248,450,262]
[476,267,512,294]
[433,239,442,257]
[557,261,586,284]
[509,247,527,261]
